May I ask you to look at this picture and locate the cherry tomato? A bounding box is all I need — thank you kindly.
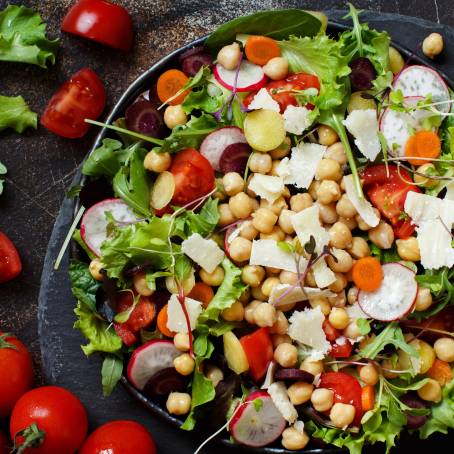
[319,372,363,426]
[62,0,133,51]
[322,319,340,342]
[244,72,320,113]
[361,164,420,239]
[79,420,156,454]
[170,148,215,206]
[240,328,274,382]
[0,431,9,454]
[41,68,106,138]
[10,386,88,454]
[0,332,33,418]
[330,340,353,358]
[0,231,22,284]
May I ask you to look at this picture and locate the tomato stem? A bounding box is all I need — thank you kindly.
[13,423,45,454]
[0,333,18,350]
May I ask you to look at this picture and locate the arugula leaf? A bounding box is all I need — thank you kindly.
[173,198,220,238]
[68,260,101,312]
[101,354,123,397]
[356,318,371,335]
[0,160,6,195]
[0,95,37,133]
[0,5,58,67]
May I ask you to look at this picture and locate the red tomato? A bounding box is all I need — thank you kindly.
[244,72,320,113]
[170,148,215,206]
[0,332,33,417]
[240,328,274,382]
[0,231,22,284]
[10,386,88,454]
[330,340,353,358]
[361,164,420,239]
[62,0,133,51]
[0,432,8,454]
[41,68,106,138]
[79,420,156,454]
[319,372,363,426]
[322,319,340,342]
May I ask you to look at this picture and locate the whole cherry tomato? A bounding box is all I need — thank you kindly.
[0,231,22,283]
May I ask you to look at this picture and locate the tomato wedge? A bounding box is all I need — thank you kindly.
[322,319,340,342]
[0,231,22,284]
[319,372,363,426]
[240,328,274,382]
[329,340,353,358]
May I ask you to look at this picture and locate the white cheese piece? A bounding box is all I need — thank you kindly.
[250,239,307,273]
[312,258,337,288]
[346,303,369,320]
[343,175,379,228]
[342,109,381,161]
[293,420,305,434]
[248,174,285,204]
[444,181,454,201]
[261,361,277,390]
[404,191,445,222]
[276,157,291,180]
[291,205,329,253]
[181,233,224,273]
[269,284,335,307]
[166,294,203,333]
[268,381,298,423]
[288,306,330,360]
[247,88,280,112]
[283,105,313,135]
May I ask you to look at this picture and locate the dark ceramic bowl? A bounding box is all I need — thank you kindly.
[72,19,453,453]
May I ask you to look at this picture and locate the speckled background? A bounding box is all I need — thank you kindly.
[1,0,454,451]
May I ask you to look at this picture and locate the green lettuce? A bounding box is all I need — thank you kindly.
[173,198,220,238]
[0,95,37,132]
[68,260,101,312]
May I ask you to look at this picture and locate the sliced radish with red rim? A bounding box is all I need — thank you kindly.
[213,61,267,93]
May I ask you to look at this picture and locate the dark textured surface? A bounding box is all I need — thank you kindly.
[1,0,454,452]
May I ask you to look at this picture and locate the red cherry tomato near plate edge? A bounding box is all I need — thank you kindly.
[62,0,134,51]
[41,68,106,138]
[0,231,22,284]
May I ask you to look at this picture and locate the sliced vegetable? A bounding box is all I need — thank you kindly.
[223,331,249,374]
[404,130,441,165]
[401,394,429,429]
[330,340,353,358]
[150,171,175,210]
[187,282,214,309]
[352,256,383,292]
[349,57,376,91]
[157,304,176,338]
[245,35,281,66]
[361,385,375,412]
[125,100,165,138]
[274,368,314,382]
[180,47,212,77]
[219,143,251,174]
[427,359,453,386]
[240,328,274,382]
[213,61,267,92]
[157,69,190,105]
[243,109,285,152]
[143,367,186,397]
[0,231,22,284]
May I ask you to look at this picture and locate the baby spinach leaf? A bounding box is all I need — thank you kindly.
[68,260,102,312]
[0,95,37,133]
[101,354,123,397]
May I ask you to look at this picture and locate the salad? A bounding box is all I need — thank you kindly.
[68,5,454,453]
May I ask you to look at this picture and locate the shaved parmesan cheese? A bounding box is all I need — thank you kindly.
[269,284,335,307]
[276,157,291,180]
[283,105,313,135]
[343,175,379,228]
[167,295,203,333]
[312,258,336,288]
[247,88,280,112]
[342,109,380,161]
[268,381,298,423]
[404,191,445,222]
[261,361,277,389]
[248,174,285,203]
[181,233,224,273]
[445,181,454,201]
[292,205,329,253]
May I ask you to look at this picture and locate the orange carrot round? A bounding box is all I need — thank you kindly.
[188,282,214,309]
[245,35,281,66]
[361,385,375,412]
[404,130,441,166]
[352,257,383,292]
[157,303,176,338]
[427,358,453,386]
[156,69,190,105]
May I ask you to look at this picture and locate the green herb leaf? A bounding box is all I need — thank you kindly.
[253,398,263,412]
[356,318,371,335]
[174,198,220,238]
[101,354,123,397]
[66,185,82,198]
[0,95,37,133]
[277,241,295,254]
[68,260,102,312]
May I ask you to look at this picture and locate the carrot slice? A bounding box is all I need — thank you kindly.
[352,257,383,292]
[427,358,453,386]
[361,385,375,411]
[404,130,441,166]
[245,35,281,66]
[188,282,214,309]
[156,303,176,338]
[156,69,190,105]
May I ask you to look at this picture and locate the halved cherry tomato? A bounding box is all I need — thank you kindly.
[0,231,22,284]
[240,328,274,382]
[319,372,363,426]
[322,319,340,342]
[41,68,106,138]
[330,340,353,358]
[361,164,420,239]
[170,148,215,206]
[62,0,133,51]
[244,72,320,113]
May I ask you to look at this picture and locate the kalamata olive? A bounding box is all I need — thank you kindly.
[274,368,315,382]
[143,367,186,397]
[219,142,251,174]
[349,57,377,91]
[401,393,429,429]
[125,100,165,138]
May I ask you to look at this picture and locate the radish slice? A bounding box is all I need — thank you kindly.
[200,126,247,171]
[150,171,175,210]
[213,61,267,93]
[80,198,140,256]
[358,263,418,321]
[229,390,286,448]
[219,142,251,174]
[127,340,180,390]
[393,65,450,113]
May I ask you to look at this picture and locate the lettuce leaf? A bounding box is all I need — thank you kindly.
[68,260,101,312]
[0,95,37,132]
[173,198,220,238]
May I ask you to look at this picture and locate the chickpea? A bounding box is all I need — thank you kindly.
[359,363,379,386]
[260,196,288,216]
[163,105,188,129]
[244,300,261,324]
[222,172,244,196]
[229,237,252,262]
[263,57,289,80]
[309,296,331,315]
[434,337,454,362]
[396,237,421,262]
[287,382,314,406]
[239,220,258,240]
[317,125,339,146]
[222,300,244,322]
[270,334,290,349]
[316,158,343,181]
[329,273,348,293]
[278,209,295,234]
[218,203,236,226]
[317,180,341,205]
[413,287,432,312]
[249,197,260,211]
[174,332,190,352]
[133,271,154,296]
[166,392,191,415]
[251,285,267,301]
[249,153,272,174]
[144,150,172,173]
[269,160,281,176]
[239,287,251,305]
[242,265,265,287]
[325,142,347,165]
[89,258,104,281]
[252,207,278,233]
[229,192,252,219]
[328,291,347,308]
[281,427,310,451]
[200,266,224,287]
[290,193,313,212]
[327,248,353,273]
[381,359,399,379]
[330,403,356,428]
[308,181,321,200]
[166,271,195,294]
[329,222,353,249]
[369,221,394,249]
[343,321,361,340]
[336,194,357,218]
[174,353,195,376]
[311,388,334,412]
[260,277,280,297]
[274,342,298,368]
[205,364,224,387]
[414,163,438,188]
[279,270,299,285]
[417,379,442,402]
[217,42,241,70]
[300,358,324,376]
[329,307,350,330]
[339,216,357,231]
[389,46,404,74]
[270,137,292,159]
[260,226,286,241]
[422,32,444,59]
[347,286,359,305]
[348,237,370,259]
[270,311,289,335]
[213,177,226,201]
[356,208,380,231]
[319,202,338,224]
[254,302,277,327]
